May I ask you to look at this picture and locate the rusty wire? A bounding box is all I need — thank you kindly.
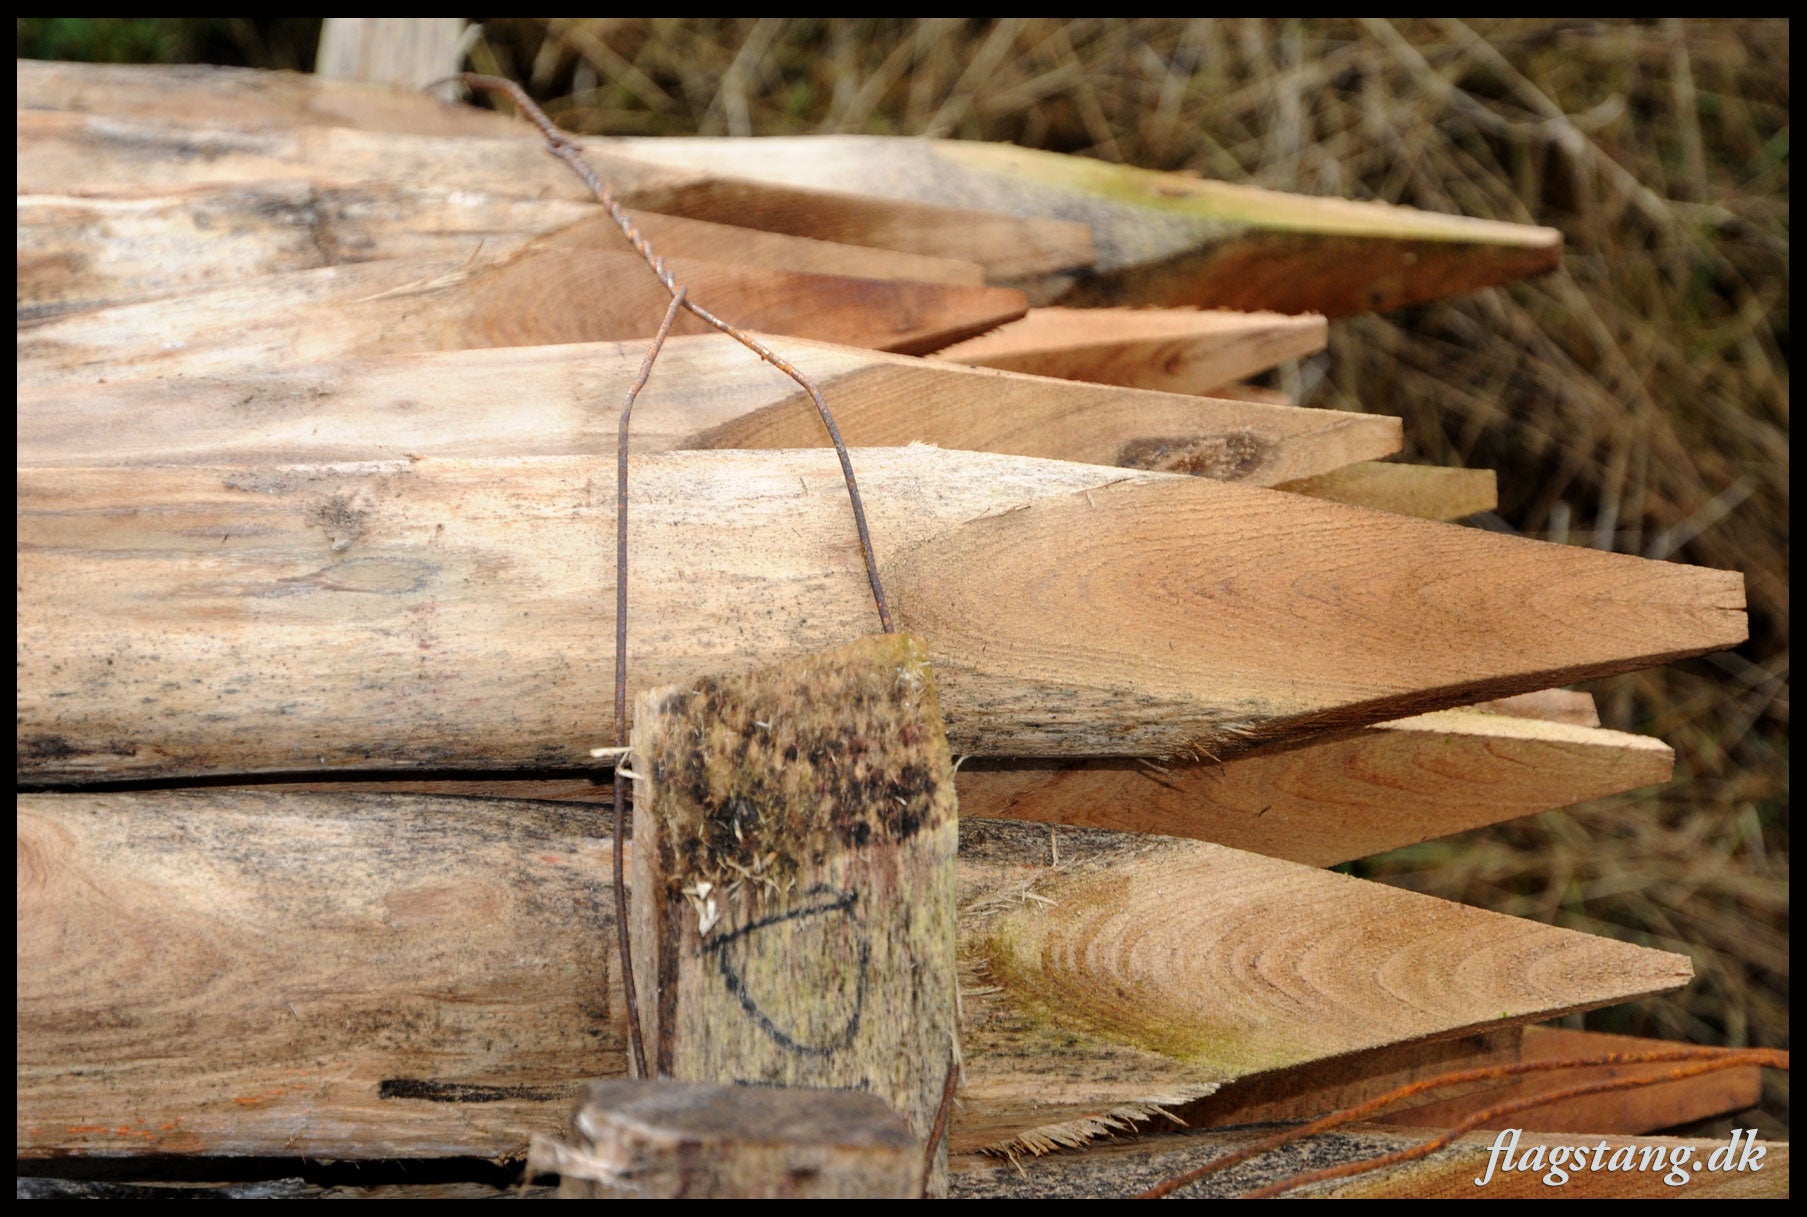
[1135,1046,1790,1199]
[450,73,893,632]
[447,73,896,1080]
[610,286,687,1079]
[920,1060,962,1196]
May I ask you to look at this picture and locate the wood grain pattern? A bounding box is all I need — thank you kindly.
[16,794,1692,1161]
[952,819,1691,1154]
[16,333,1401,487]
[933,306,1326,394]
[16,249,1027,386]
[15,790,619,1159]
[18,185,985,321]
[255,705,1669,868]
[1276,460,1499,521]
[629,636,957,1190]
[956,709,1673,866]
[949,1125,1787,1198]
[15,108,1094,283]
[17,448,1744,778]
[602,136,1564,311]
[1372,1027,1767,1136]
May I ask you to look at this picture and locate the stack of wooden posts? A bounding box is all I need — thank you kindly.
[16,60,1780,1199]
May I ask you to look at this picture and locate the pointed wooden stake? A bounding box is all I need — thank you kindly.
[933,306,1326,395]
[630,635,959,1193]
[602,136,1564,312]
[16,794,1692,1163]
[17,334,1400,486]
[16,448,1744,780]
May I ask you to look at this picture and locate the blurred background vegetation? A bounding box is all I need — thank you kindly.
[19,17,1787,1133]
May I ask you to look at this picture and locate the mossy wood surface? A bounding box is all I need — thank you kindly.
[629,635,957,1190]
[603,135,1563,312]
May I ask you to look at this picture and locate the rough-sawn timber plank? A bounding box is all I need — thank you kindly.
[15,793,1692,1160]
[16,447,1745,779]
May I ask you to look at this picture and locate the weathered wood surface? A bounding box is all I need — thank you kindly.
[542,1080,921,1198]
[16,250,1028,386]
[15,109,1095,284]
[18,58,524,138]
[16,791,614,1159]
[1372,1027,1768,1136]
[630,636,957,1190]
[18,185,986,321]
[16,333,1401,487]
[265,706,1670,869]
[17,448,1745,779]
[933,306,1326,394]
[603,136,1565,311]
[948,1126,1788,1198]
[15,793,1691,1160]
[1275,460,1499,521]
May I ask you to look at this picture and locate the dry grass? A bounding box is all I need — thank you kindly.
[19,17,1787,1130]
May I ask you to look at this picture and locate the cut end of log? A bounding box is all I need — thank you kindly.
[633,633,954,908]
[544,1079,923,1198]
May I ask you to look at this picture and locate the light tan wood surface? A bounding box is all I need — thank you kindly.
[16,794,1691,1160]
[933,306,1326,393]
[1276,460,1499,520]
[17,448,1744,779]
[16,333,1401,486]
